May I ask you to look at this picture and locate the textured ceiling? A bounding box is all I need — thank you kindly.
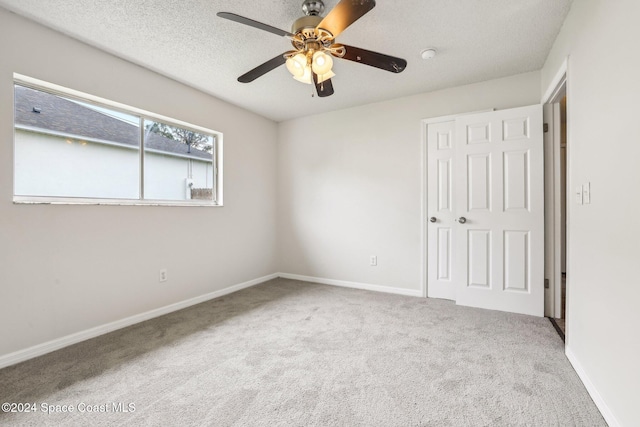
[0,0,572,122]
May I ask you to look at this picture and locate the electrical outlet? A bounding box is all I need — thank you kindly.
[159,268,168,282]
[370,256,377,266]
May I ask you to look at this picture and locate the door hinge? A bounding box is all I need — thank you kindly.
[544,279,550,289]
[543,123,549,133]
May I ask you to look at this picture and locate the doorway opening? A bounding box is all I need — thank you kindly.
[553,95,567,339]
[543,69,568,341]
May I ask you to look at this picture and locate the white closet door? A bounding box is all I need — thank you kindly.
[427,121,457,300]
[453,105,544,316]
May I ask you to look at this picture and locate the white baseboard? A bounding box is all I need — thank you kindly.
[565,346,620,427]
[0,273,279,370]
[278,273,422,297]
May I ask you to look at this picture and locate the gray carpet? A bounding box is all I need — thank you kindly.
[0,278,605,426]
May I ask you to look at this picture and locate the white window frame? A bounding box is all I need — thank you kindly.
[12,74,223,207]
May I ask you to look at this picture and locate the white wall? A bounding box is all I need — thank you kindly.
[0,8,278,357]
[541,1,640,425]
[277,72,541,293]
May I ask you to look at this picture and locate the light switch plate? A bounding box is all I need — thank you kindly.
[575,185,583,205]
[583,182,591,204]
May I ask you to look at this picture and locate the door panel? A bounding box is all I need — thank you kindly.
[467,122,491,144]
[503,117,530,141]
[437,228,451,280]
[467,229,491,288]
[467,154,491,212]
[454,105,544,316]
[504,230,529,292]
[437,159,452,211]
[503,150,530,212]
[427,121,457,300]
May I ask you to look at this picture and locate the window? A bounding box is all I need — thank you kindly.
[143,119,215,201]
[13,75,222,206]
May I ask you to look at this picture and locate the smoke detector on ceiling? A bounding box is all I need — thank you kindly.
[421,48,437,60]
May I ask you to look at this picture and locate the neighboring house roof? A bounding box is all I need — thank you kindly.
[14,85,212,161]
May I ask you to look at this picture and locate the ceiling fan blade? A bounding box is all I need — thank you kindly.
[316,0,375,38]
[335,44,407,73]
[238,52,291,83]
[312,73,334,97]
[217,12,294,39]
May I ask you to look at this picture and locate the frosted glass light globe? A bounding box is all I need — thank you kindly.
[312,51,333,75]
[286,53,307,78]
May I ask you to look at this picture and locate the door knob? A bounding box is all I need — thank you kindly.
[429,217,437,223]
[456,217,467,224]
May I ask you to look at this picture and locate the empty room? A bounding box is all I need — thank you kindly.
[0,0,638,426]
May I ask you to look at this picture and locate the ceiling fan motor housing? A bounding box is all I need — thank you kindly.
[294,0,326,38]
[302,0,325,16]
[292,15,323,38]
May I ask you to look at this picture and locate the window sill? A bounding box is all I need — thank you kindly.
[13,196,223,207]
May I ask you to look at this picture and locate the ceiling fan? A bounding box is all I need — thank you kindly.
[217,0,407,98]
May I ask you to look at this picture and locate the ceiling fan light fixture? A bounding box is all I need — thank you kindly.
[219,0,407,97]
[293,65,313,84]
[315,69,335,84]
[286,53,307,77]
[311,51,333,75]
